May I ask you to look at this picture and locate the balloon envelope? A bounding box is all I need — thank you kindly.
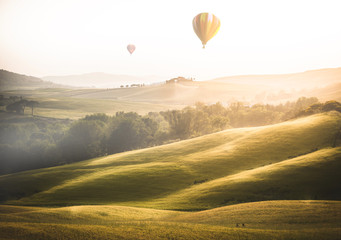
[192,13,220,48]
[127,44,136,54]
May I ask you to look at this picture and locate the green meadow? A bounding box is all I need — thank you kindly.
[0,111,340,239]
[0,201,340,240]
[26,97,183,119]
[1,88,184,119]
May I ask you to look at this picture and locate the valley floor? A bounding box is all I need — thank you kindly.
[0,200,340,240]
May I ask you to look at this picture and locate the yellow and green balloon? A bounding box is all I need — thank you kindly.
[192,13,221,48]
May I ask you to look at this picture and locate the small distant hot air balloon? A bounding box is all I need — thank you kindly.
[192,13,221,48]
[127,44,136,55]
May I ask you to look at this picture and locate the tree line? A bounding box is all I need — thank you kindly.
[1,97,340,174]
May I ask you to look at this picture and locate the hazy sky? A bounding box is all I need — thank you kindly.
[1,0,341,80]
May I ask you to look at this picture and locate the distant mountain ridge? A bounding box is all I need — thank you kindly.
[211,67,341,89]
[0,69,66,90]
[42,73,165,88]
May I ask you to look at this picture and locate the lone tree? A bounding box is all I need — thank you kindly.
[6,99,28,114]
[26,100,39,115]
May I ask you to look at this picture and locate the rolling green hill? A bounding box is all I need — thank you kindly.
[0,201,340,240]
[0,111,340,209]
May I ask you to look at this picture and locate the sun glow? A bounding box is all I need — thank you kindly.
[1,0,341,80]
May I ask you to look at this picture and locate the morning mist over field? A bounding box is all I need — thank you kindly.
[0,0,341,239]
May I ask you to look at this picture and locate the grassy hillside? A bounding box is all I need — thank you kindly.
[0,112,340,209]
[0,201,340,240]
[149,147,341,209]
[42,72,163,88]
[44,81,268,105]
[0,69,63,90]
[0,88,184,119]
[28,97,183,119]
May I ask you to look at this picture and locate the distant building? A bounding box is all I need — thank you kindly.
[166,76,194,84]
[130,84,142,88]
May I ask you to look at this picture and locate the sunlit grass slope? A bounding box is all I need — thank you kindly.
[0,201,340,240]
[149,148,341,209]
[0,112,340,209]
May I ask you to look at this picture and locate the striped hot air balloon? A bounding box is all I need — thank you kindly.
[127,44,136,55]
[192,13,221,48]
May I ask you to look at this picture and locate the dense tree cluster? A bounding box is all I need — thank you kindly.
[227,97,320,127]
[0,117,70,173]
[161,102,230,139]
[59,112,166,163]
[0,97,339,174]
[296,100,341,117]
[0,112,168,174]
